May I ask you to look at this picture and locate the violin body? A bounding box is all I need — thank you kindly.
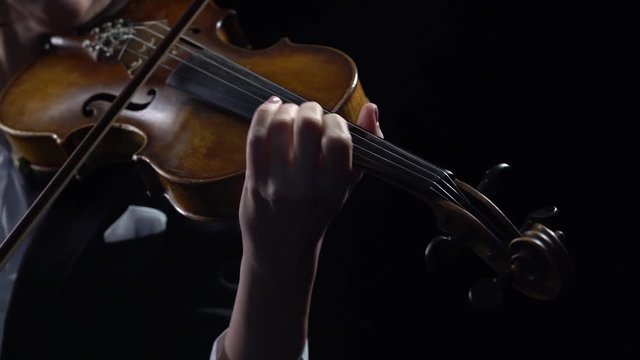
[0,0,368,220]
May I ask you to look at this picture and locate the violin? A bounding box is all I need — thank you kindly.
[0,0,572,302]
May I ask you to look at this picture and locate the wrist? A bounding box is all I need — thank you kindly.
[240,227,325,274]
[241,240,322,284]
[225,251,318,359]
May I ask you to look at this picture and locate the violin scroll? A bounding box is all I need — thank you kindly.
[428,165,573,304]
[508,223,572,300]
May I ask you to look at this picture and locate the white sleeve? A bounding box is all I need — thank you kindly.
[209,329,227,360]
[210,329,309,360]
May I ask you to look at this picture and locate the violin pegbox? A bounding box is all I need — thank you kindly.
[426,166,573,307]
[467,222,572,309]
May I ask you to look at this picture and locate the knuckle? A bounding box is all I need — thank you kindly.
[298,114,322,133]
[253,107,273,121]
[282,102,299,109]
[323,133,352,154]
[322,113,342,124]
[302,100,321,108]
[301,101,323,114]
[247,132,267,148]
[270,115,293,131]
[279,103,299,114]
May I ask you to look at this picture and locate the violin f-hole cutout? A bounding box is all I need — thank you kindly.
[82,88,157,117]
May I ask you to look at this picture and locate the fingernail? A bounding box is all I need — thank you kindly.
[267,96,281,104]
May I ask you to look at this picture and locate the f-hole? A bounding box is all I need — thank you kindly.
[82,88,157,117]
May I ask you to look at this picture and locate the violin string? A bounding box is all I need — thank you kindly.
[135,25,465,202]
[126,30,517,241]
[125,33,462,205]
[133,26,465,203]
[123,46,452,200]
[140,27,514,240]
[142,24,461,182]
[124,47,177,72]
[125,32,463,205]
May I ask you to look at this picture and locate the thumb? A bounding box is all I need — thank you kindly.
[356,103,383,138]
[351,103,383,187]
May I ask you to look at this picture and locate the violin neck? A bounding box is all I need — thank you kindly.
[163,46,460,203]
[347,123,462,205]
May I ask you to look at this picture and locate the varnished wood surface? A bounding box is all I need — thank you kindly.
[0,0,367,219]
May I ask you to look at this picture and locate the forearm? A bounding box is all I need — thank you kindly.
[223,243,321,360]
[223,99,380,359]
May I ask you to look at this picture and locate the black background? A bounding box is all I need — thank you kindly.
[4,0,635,359]
[217,0,638,358]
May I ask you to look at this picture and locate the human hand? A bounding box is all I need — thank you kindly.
[239,97,382,272]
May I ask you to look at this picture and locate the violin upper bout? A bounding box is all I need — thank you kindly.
[213,8,250,48]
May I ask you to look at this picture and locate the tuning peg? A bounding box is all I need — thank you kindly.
[476,163,511,198]
[521,206,559,231]
[468,276,510,310]
[424,235,463,271]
